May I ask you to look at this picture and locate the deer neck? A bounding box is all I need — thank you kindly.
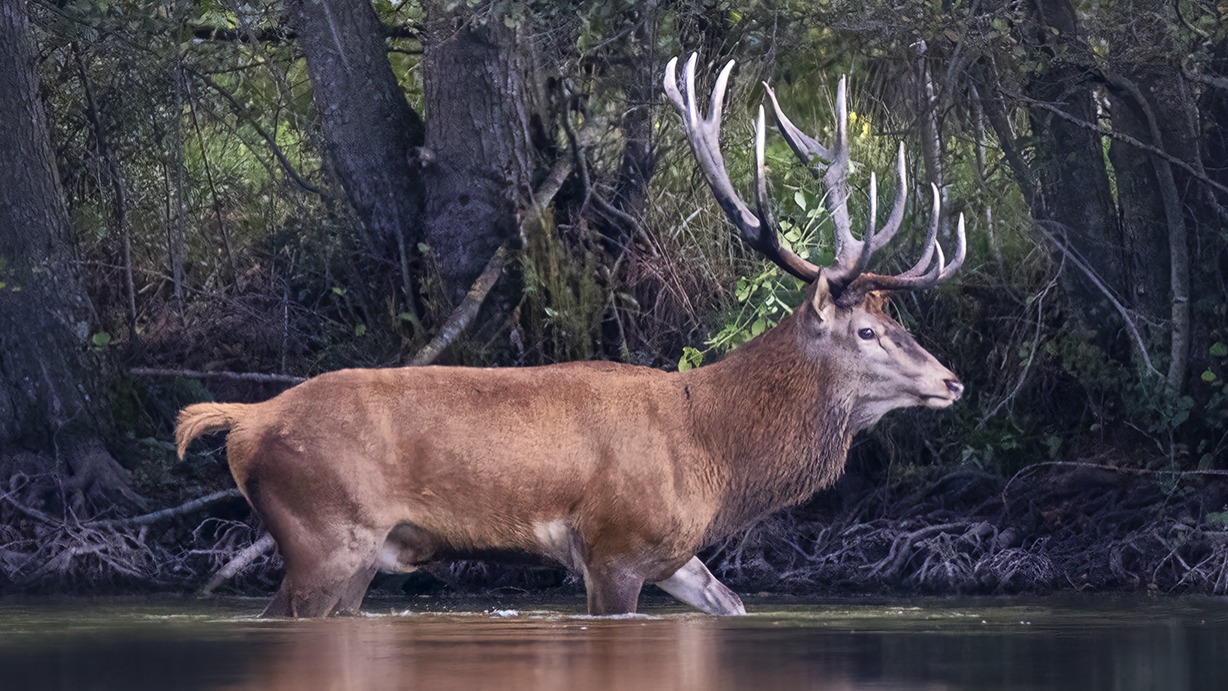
[683,314,857,538]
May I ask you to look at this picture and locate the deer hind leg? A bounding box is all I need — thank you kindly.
[261,543,381,618]
[256,501,382,618]
[582,562,645,616]
[273,523,431,617]
[331,561,380,616]
[653,556,745,616]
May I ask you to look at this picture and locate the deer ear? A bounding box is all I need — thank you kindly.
[807,274,837,323]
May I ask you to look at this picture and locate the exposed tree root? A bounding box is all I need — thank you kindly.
[0,473,273,593]
[3,462,1228,598]
[705,464,1228,595]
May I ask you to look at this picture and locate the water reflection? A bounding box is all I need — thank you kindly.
[201,615,924,691]
[1,598,1226,691]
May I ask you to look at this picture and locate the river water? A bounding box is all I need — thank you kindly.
[1,595,1225,690]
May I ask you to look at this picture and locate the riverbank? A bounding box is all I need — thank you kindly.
[2,461,1226,598]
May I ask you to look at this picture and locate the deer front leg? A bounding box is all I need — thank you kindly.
[653,556,745,615]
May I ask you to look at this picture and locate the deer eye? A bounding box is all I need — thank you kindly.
[857,328,876,340]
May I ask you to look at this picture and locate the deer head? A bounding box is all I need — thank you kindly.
[665,54,965,428]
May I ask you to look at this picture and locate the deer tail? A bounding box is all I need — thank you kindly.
[176,403,249,460]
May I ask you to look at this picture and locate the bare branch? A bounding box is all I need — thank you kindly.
[408,246,508,366]
[1105,72,1191,391]
[1014,92,1228,197]
[130,367,306,384]
[1035,224,1161,378]
[92,490,244,528]
[190,69,327,197]
[188,22,417,43]
[198,532,276,596]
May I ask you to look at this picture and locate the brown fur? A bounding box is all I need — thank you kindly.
[175,403,248,461]
[176,282,960,617]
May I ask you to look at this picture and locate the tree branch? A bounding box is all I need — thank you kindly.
[1011,90,1228,196]
[189,69,327,197]
[198,532,276,596]
[189,23,417,43]
[409,246,509,366]
[407,119,600,366]
[1035,224,1161,378]
[974,64,1038,210]
[1104,72,1191,391]
[130,367,306,384]
[92,489,243,528]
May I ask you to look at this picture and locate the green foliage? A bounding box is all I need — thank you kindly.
[678,346,704,372]
[519,210,608,363]
[1205,511,1228,531]
[24,0,1228,484]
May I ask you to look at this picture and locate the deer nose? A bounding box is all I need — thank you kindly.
[944,379,964,399]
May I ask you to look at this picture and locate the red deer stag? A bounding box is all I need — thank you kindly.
[176,54,965,618]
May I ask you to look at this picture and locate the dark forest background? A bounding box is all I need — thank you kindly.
[2,0,1227,597]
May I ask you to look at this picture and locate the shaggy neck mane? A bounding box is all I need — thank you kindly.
[684,311,857,538]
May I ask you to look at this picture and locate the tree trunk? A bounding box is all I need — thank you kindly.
[1104,2,1204,391]
[1108,75,1171,324]
[0,0,135,511]
[1204,41,1228,200]
[1108,67,1199,390]
[1022,0,1127,339]
[1193,39,1228,395]
[289,0,426,310]
[421,1,549,305]
[610,2,660,240]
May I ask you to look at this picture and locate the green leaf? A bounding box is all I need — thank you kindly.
[1202,369,1218,383]
[751,317,766,337]
[1206,512,1228,530]
[1045,435,1062,457]
[793,190,807,211]
[1210,342,1228,358]
[354,323,367,337]
[90,331,111,348]
[331,286,347,296]
[679,346,703,372]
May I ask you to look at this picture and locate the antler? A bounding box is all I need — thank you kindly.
[663,55,820,282]
[665,53,966,307]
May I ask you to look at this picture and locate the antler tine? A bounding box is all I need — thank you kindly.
[709,58,735,126]
[839,172,878,280]
[837,195,968,304]
[664,54,820,283]
[938,213,967,281]
[899,183,942,278]
[752,106,779,249]
[750,105,824,278]
[870,142,909,251]
[821,76,865,286]
[684,54,701,126]
[763,83,832,169]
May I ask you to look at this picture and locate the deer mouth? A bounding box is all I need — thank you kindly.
[922,379,963,408]
[921,395,956,409]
